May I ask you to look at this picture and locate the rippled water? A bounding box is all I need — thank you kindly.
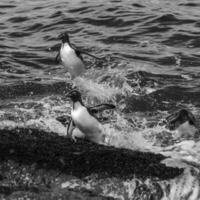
[1,0,200,199]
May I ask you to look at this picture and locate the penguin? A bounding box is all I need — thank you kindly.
[66,102,115,142]
[166,109,199,137]
[66,90,115,143]
[55,32,101,79]
[166,109,197,130]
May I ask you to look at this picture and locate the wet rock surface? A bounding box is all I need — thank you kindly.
[0,128,183,199]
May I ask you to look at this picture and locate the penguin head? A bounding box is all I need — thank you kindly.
[67,90,82,102]
[58,32,69,43]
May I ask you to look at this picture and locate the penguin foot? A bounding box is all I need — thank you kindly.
[71,135,77,142]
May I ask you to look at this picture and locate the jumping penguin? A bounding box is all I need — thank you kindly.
[66,90,115,143]
[55,32,101,79]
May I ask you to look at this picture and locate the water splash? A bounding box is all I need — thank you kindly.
[0,95,69,135]
[73,65,135,102]
[103,113,154,151]
[60,166,200,200]
[74,76,119,102]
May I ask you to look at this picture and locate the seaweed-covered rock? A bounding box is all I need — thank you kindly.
[0,128,183,179]
[0,128,183,199]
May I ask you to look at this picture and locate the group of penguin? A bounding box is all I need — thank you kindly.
[55,32,115,144]
[55,32,200,144]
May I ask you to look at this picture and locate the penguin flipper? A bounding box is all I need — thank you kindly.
[56,115,69,127]
[88,103,116,114]
[71,43,102,61]
[75,49,84,61]
[67,118,76,138]
[79,50,102,60]
[55,51,61,64]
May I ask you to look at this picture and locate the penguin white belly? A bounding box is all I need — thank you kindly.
[60,45,85,78]
[71,127,85,141]
[71,107,104,143]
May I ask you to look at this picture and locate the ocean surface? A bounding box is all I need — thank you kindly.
[0,0,200,199]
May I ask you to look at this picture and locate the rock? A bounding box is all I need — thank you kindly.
[0,128,183,180]
[0,128,183,199]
